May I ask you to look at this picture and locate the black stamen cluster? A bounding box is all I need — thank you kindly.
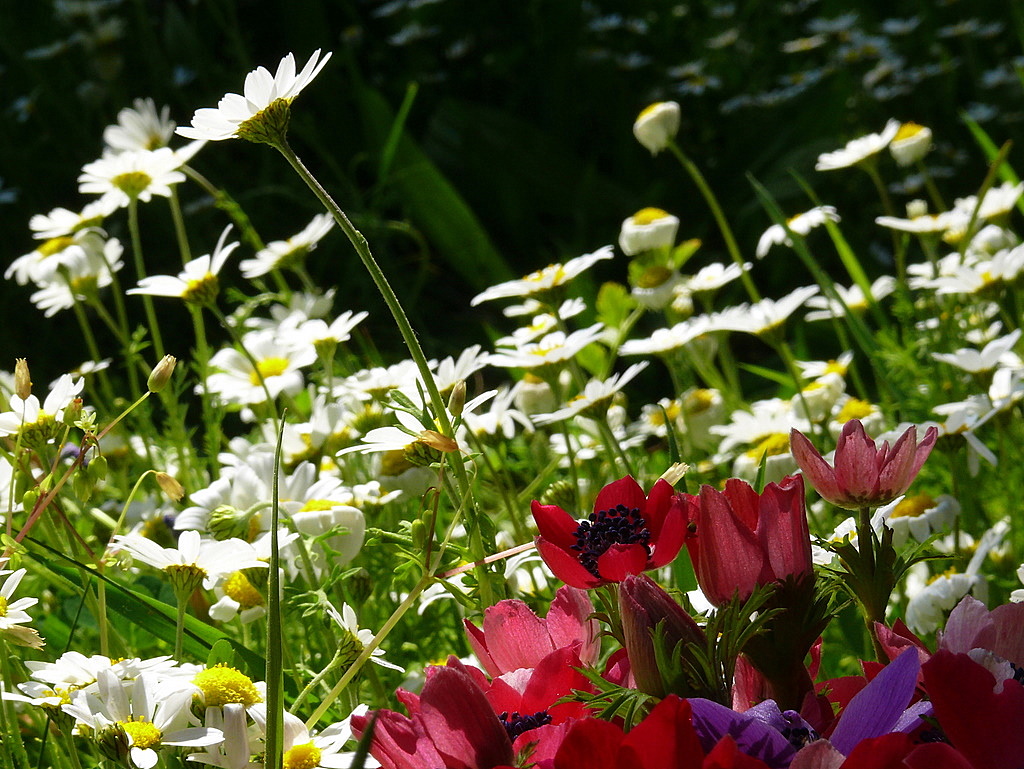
[500,710,553,741]
[781,725,819,750]
[570,504,650,579]
[1011,661,1024,685]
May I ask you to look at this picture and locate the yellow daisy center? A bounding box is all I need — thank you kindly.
[823,360,848,376]
[379,449,415,477]
[222,571,265,610]
[927,566,958,585]
[894,122,925,141]
[119,719,162,749]
[250,357,290,386]
[182,274,219,306]
[298,499,341,513]
[193,664,263,707]
[744,432,790,460]
[283,742,322,769]
[836,398,874,423]
[0,595,7,616]
[111,171,153,199]
[684,389,716,414]
[37,236,74,258]
[890,493,936,519]
[632,207,671,225]
[636,265,673,289]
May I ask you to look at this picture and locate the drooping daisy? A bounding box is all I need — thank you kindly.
[618,207,680,255]
[755,205,840,258]
[633,101,680,155]
[7,228,107,287]
[239,213,335,278]
[127,225,238,306]
[203,329,317,407]
[78,146,196,208]
[815,119,899,170]
[470,247,613,306]
[0,567,44,649]
[931,328,1022,373]
[803,276,896,321]
[888,121,932,166]
[103,98,176,153]
[176,50,332,143]
[532,362,649,425]
[485,324,606,369]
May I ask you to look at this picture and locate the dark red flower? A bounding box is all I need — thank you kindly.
[532,476,684,589]
[678,475,811,607]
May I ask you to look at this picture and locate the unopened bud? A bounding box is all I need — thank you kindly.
[155,472,185,502]
[147,355,177,393]
[447,380,467,417]
[14,359,31,400]
[660,463,689,487]
[86,454,108,482]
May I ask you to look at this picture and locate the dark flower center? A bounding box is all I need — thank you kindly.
[500,710,552,742]
[571,504,650,579]
[781,725,819,750]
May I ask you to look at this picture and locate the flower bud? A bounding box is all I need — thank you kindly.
[619,574,706,698]
[889,122,932,167]
[155,472,185,502]
[619,208,680,256]
[447,380,467,417]
[147,355,177,393]
[633,101,681,155]
[14,359,31,400]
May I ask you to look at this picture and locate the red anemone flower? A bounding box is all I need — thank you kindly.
[532,476,684,589]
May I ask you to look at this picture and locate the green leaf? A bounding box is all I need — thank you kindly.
[352,82,513,290]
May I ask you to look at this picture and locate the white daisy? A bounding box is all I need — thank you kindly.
[78,146,194,208]
[804,276,896,321]
[888,122,932,166]
[0,373,85,442]
[27,198,117,240]
[204,329,317,406]
[111,530,266,591]
[485,324,606,368]
[325,604,403,672]
[931,329,1022,373]
[619,314,714,356]
[470,247,613,306]
[618,208,679,255]
[815,119,899,170]
[683,261,750,293]
[709,285,819,335]
[533,362,649,425]
[633,101,680,155]
[127,225,238,305]
[103,98,176,153]
[177,50,332,142]
[239,213,335,278]
[755,205,840,258]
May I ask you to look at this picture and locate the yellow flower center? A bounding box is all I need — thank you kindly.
[298,499,341,513]
[637,102,667,120]
[111,171,153,199]
[744,432,791,460]
[823,360,848,376]
[836,398,874,423]
[927,566,958,585]
[632,207,671,225]
[37,236,74,258]
[636,265,673,289]
[222,571,265,610]
[182,274,219,306]
[890,493,936,519]
[894,122,925,141]
[250,357,290,386]
[684,389,716,415]
[379,449,415,477]
[0,595,7,616]
[193,664,263,707]
[118,719,162,749]
[524,263,565,285]
[283,742,322,769]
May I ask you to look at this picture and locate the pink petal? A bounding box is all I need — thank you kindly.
[833,420,882,504]
[480,600,555,675]
[545,587,600,666]
[790,429,844,506]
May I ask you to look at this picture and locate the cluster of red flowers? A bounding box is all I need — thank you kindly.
[353,421,1022,769]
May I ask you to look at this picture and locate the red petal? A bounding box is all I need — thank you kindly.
[790,428,845,506]
[554,718,630,769]
[536,537,604,589]
[595,543,651,582]
[695,485,764,605]
[532,501,582,548]
[594,476,647,516]
[621,695,703,769]
[642,478,675,538]
[480,599,555,675]
[833,420,881,505]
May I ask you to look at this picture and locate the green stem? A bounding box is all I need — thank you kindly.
[264,414,287,769]
[127,197,166,359]
[0,639,31,769]
[167,189,193,266]
[173,595,187,660]
[667,140,760,303]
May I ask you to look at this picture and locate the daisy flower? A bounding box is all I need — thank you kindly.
[709,285,819,335]
[177,50,332,142]
[0,567,44,649]
[459,385,533,441]
[325,603,403,672]
[804,276,896,321]
[888,121,932,166]
[932,328,1022,373]
[78,146,197,208]
[470,246,613,306]
[62,669,223,769]
[0,373,85,445]
[239,213,335,278]
[633,101,680,155]
[619,315,714,356]
[204,328,317,407]
[683,261,750,294]
[7,227,107,287]
[618,208,679,255]
[485,324,606,369]
[755,205,840,258]
[815,119,899,170]
[887,493,960,549]
[533,362,649,424]
[27,197,117,241]
[28,237,124,318]
[127,225,238,306]
[103,98,176,153]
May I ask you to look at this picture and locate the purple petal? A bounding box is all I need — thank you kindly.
[688,698,796,769]
[828,647,921,755]
[893,700,933,733]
